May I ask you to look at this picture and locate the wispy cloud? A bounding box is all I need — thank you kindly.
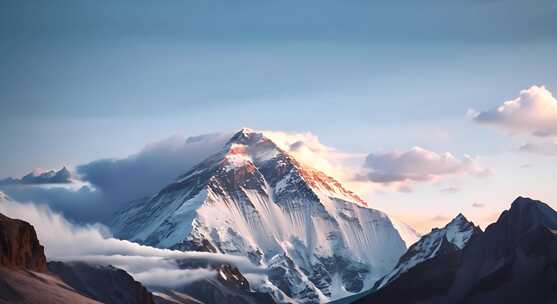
[430,214,449,222]
[518,141,557,156]
[440,186,460,194]
[359,146,492,192]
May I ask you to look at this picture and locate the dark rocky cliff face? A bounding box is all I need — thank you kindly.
[48,261,155,304]
[353,197,557,304]
[0,213,47,272]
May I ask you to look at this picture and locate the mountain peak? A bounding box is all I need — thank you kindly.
[510,196,545,210]
[496,196,557,233]
[239,127,254,134]
[375,211,480,290]
[446,213,469,227]
[228,128,261,144]
[443,213,480,249]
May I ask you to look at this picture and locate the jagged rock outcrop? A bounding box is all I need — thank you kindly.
[0,213,47,272]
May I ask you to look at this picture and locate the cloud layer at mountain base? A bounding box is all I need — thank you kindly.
[0,192,263,289]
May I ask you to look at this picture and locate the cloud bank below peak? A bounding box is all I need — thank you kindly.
[0,192,263,289]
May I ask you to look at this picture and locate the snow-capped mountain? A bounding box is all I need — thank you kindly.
[375,213,481,290]
[109,128,408,303]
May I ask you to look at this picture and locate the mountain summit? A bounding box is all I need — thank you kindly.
[109,129,408,303]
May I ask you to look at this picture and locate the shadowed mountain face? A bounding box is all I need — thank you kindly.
[354,197,557,304]
[446,197,557,304]
[48,261,155,304]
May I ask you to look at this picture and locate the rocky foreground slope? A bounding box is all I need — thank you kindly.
[0,212,154,304]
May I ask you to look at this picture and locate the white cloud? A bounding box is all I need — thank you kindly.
[362,147,492,190]
[0,192,263,289]
[77,132,233,211]
[134,268,216,288]
[262,130,380,198]
[470,85,557,137]
[263,130,364,182]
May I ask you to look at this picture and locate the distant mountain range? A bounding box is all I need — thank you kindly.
[0,167,72,185]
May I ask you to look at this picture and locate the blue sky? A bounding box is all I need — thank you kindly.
[1,0,556,231]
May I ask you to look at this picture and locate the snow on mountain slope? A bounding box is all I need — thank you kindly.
[109,128,408,303]
[375,213,481,290]
[388,217,421,248]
